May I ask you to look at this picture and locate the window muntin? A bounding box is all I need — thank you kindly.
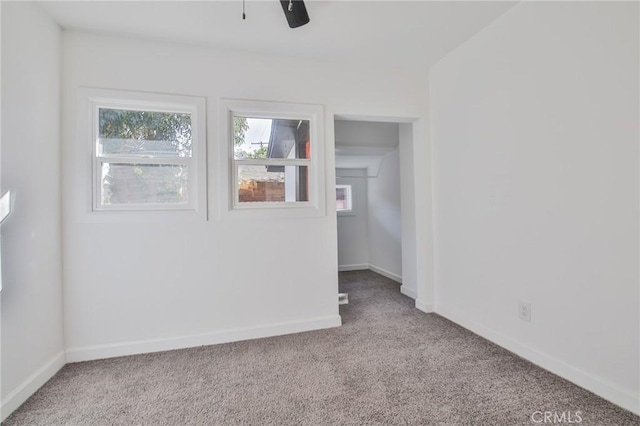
[93,104,198,211]
[232,115,312,207]
[336,184,353,212]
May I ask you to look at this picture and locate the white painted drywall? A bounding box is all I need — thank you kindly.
[0,3,3,419]
[336,170,369,270]
[334,120,399,148]
[1,2,65,419]
[62,32,429,360]
[429,1,639,413]
[399,124,418,299]
[367,149,402,282]
[39,1,517,69]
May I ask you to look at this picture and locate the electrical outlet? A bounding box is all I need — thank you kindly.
[518,301,531,322]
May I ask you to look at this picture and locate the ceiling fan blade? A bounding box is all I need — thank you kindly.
[279,0,310,28]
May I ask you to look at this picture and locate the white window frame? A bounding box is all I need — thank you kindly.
[84,89,206,218]
[219,99,326,219]
[336,184,355,216]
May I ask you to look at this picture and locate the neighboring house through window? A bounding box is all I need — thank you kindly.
[233,116,311,204]
[220,99,325,219]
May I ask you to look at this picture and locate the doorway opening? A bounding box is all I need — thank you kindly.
[333,117,419,304]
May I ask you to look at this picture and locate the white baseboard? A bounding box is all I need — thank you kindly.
[368,264,402,283]
[65,315,342,363]
[338,263,369,272]
[1,351,66,422]
[436,304,640,416]
[337,264,403,285]
[400,285,417,299]
[415,299,434,313]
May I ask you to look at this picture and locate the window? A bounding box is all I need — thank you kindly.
[88,90,206,214]
[220,99,325,218]
[233,117,310,204]
[336,184,353,213]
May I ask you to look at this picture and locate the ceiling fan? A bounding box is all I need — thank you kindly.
[279,0,310,28]
[242,0,310,28]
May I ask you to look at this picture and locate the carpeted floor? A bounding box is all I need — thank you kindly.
[4,270,638,425]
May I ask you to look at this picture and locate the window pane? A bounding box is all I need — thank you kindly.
[98,108,192,157]
[336,188,348,210]
[101,163,188,205]
[237,165,309,203]
[336,185,352,211]
[233,117,310,160]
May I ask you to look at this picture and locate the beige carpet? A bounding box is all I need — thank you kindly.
[4,271,638,425]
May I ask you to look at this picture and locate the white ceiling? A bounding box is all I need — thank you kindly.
[39,1,516,68]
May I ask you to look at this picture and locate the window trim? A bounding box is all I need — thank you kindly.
[219,99,325,219]
[84,89,206,218]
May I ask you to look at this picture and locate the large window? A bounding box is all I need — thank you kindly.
[88,90,206,214]
[220,100,325,218]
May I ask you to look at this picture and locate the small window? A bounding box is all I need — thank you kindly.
[90,92,205,213]
[233,117,310,204]
[336,184,353,212]
[220,99,325,219]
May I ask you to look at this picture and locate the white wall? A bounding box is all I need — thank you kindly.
[429,2,639,414]
[399,124,418,300]
[334,120,399,148]
[367,149,402,283]
[0,3,3,418]
[1,2,65,420]
[62,32,429,361]
[336,171,369,270]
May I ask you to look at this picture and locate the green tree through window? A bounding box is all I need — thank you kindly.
[99,108,192,205]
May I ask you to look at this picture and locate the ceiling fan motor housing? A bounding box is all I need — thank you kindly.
[280,0,310,28]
